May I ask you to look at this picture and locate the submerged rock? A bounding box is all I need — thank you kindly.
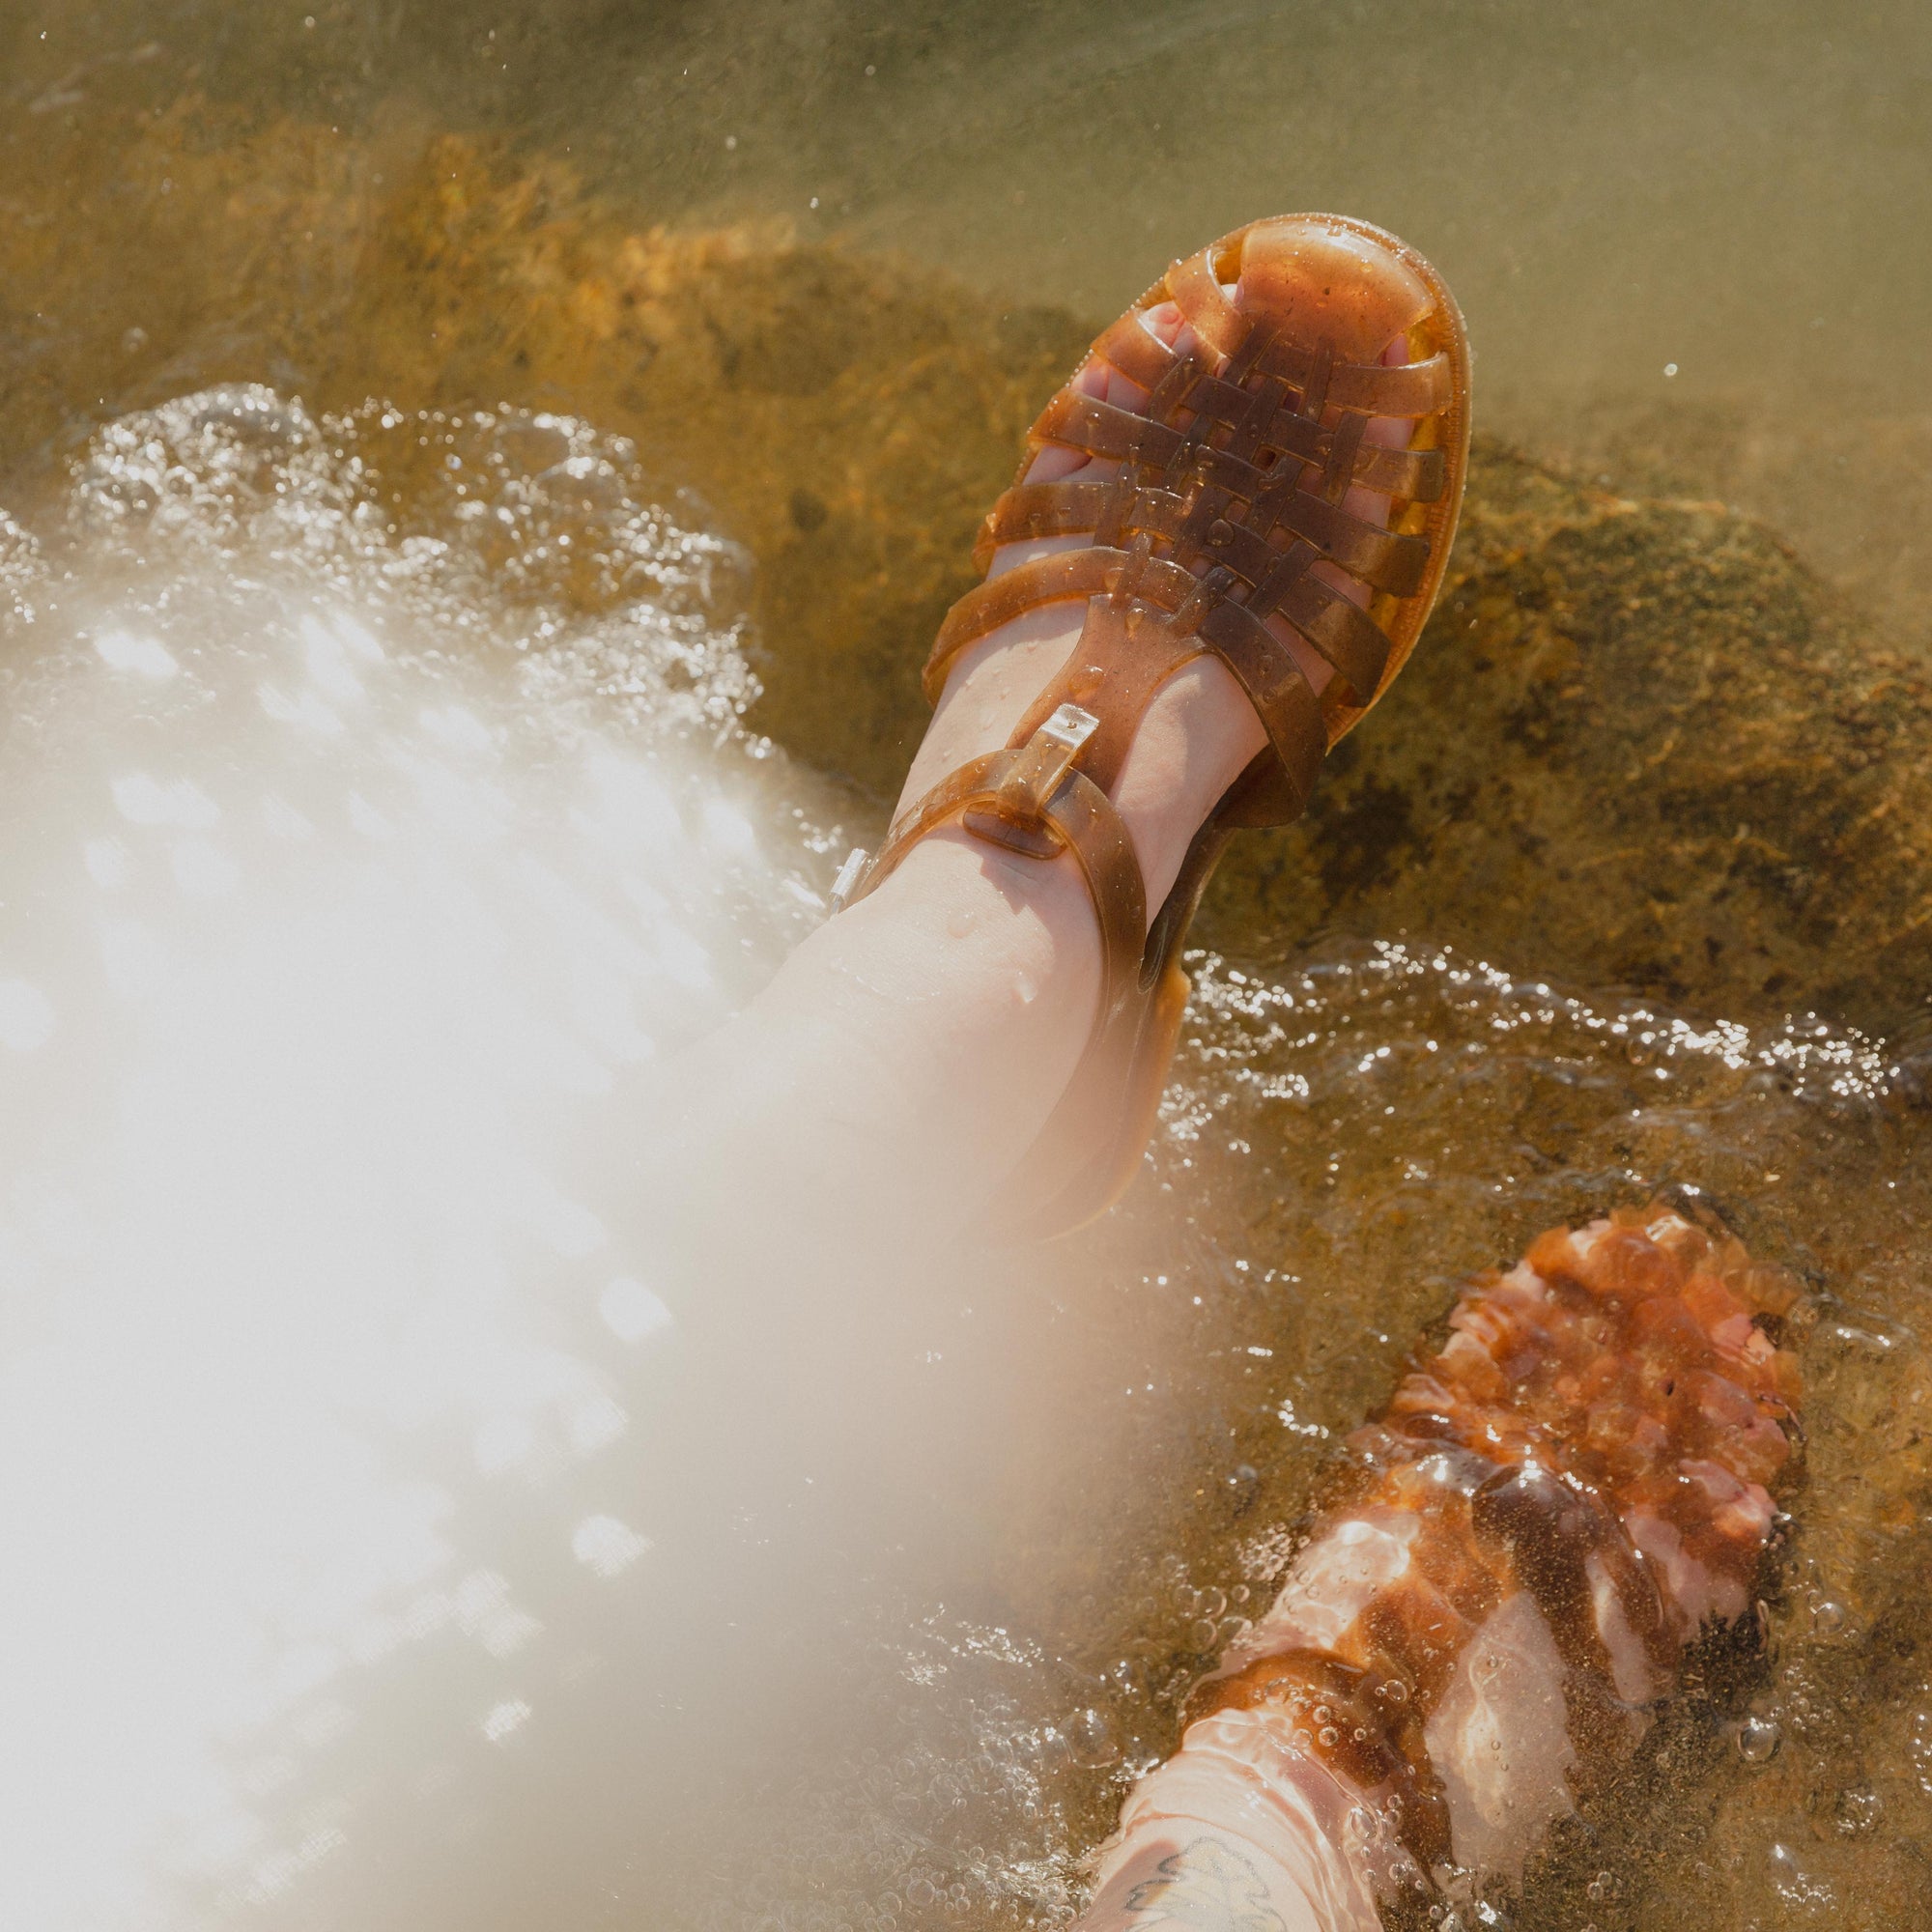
[6,114,1930,1035]
[1202,450,1932,1038]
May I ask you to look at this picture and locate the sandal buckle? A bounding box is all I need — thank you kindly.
[828,845,869,915]
[965,703,1100,859]
[1010,702,1098,809]
[1039,700,1099,756]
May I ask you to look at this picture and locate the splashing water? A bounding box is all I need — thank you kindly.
[0,386,845,1927]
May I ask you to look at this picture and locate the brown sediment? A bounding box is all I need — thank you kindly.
[1183,1204,1801,1876]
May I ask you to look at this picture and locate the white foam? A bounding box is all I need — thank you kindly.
[0,388,838,1930]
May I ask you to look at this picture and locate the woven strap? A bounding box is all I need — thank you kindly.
[922,228,1453,832]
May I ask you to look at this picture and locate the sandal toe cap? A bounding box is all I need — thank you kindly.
[1235,214,1435,359]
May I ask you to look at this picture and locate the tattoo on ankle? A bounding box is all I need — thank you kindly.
[1123,1838,1287,1932]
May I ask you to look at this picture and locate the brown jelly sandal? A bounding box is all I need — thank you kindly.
[832,213,1470,1238]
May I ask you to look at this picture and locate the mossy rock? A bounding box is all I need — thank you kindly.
[1198,448,1932,1037]
[7,108,1929,1034]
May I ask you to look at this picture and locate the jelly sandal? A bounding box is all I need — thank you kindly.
[834,213,1471,1237]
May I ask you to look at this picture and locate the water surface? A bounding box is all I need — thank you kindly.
[1,6,1930,1930]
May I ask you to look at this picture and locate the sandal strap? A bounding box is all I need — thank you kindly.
[921,238,1450,832]
[925,536,1329,828]
[841,706,1150,1068]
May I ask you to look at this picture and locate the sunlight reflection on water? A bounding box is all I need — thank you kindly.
[0,385,838,1926]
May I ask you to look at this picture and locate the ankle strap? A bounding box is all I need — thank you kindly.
[838,707,1150,1065]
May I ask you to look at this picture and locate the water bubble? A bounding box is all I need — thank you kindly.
[1065,1707,1119,1769]
[600,1276,673,1345]
[1812,1598,1847,1635]
[1912,1709,1932,1793]
[1737,1714,1781,1764]
[95,629,178,679]
[570,1514,651,1577]
[1833,1788,1882,1835]
[1186,1618,1217,1651]
[479,1697,530,1743]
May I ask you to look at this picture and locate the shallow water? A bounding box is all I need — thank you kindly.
[11,0,1932,622]
[3,5,1932,1930]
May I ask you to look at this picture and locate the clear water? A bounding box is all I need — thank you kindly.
[2,6,1931,1930]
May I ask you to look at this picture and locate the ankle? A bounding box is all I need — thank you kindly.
[817,830,1103,1156]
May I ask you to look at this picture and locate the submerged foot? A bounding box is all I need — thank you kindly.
[1082,1205,1801,1928]
[836,215,1466,1236]
[896,216,1442,918]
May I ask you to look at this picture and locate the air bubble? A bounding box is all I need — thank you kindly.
[1833,1788,1882,1835]
[1066,1707,1120,1769]
[1737,1714,1781,1764]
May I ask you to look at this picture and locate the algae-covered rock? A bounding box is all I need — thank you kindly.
[1199,449,1932,1037]
[6,107,1930,1035]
